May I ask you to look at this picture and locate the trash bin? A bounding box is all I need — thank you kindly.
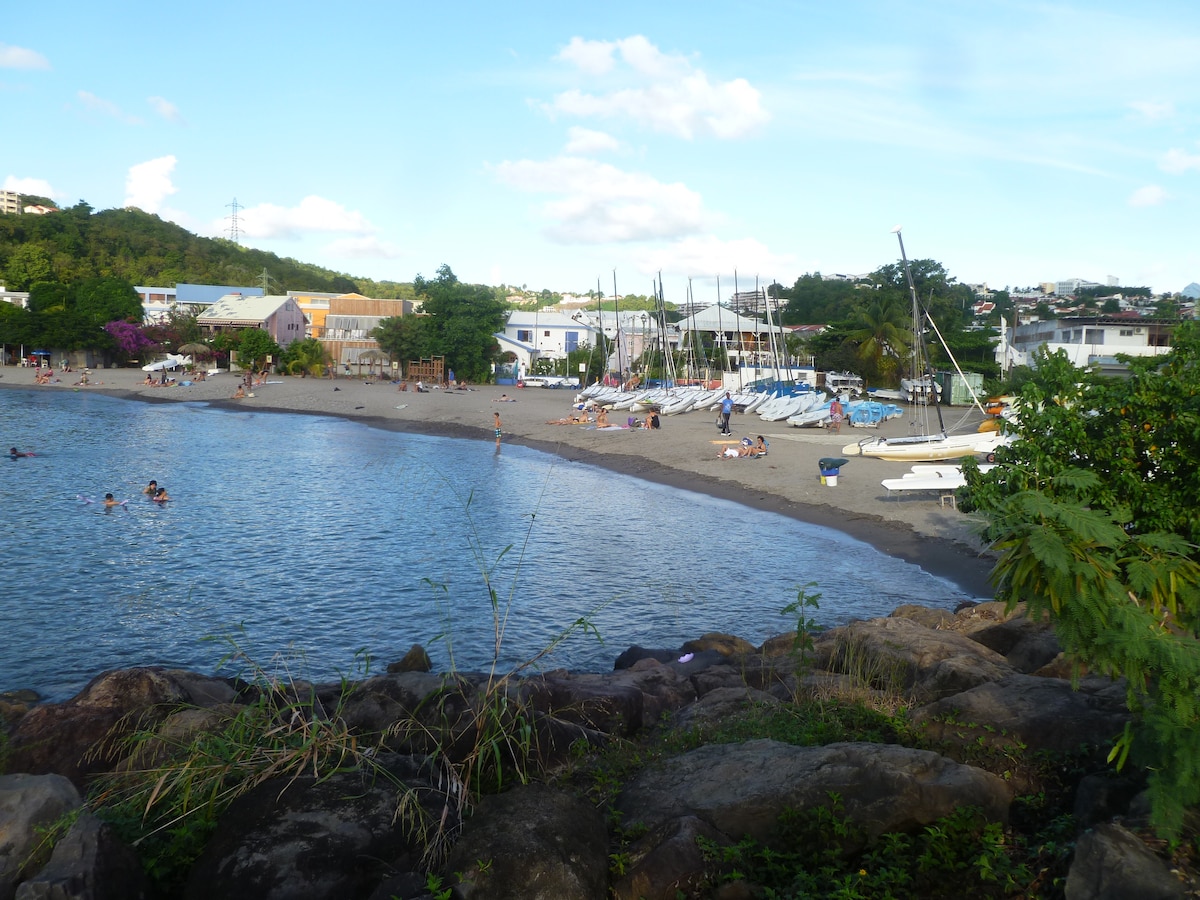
[818,457,848,487]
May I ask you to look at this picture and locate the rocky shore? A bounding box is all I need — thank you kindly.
[2,600,1194,900]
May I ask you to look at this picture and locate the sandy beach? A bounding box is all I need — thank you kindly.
[4,367,999,597]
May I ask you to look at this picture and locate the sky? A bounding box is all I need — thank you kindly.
[5,1,1200,299]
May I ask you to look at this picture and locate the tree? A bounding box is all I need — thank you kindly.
[842,295,911,385]
[103,320,157,359]
[960,325,1200,837]
[413,265,508,382]
[278,337,329,376]
[372,315,434,377]
[234,329,281,372]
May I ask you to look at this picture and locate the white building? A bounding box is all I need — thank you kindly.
[997,316,1175,375]
[494,309,600,378]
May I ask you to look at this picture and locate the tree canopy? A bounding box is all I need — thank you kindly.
[961,323,1200,836]
[406,265,508,382]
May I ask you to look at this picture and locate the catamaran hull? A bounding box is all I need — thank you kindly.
[841,431,1008,462]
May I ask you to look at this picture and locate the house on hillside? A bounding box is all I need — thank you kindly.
[197,294,307,349]
[997,315,1177,375]
[136,283,264,323]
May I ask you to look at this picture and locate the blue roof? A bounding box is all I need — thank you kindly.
[176,283,264,304]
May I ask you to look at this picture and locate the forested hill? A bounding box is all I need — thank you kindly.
[0,200,413,299]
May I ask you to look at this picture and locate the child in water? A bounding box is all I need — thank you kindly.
[152,487,171,502]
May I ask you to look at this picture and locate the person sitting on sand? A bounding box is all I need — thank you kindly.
[232,385,245,400]
[595,407,609,427]
[754,435,769,455]
[644,410,661,430]
[152,487,171,502]
[143,480,158,495]
[144,374,155,386]
[75,372,89,386]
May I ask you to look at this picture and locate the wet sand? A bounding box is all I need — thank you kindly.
[4,368,999,597]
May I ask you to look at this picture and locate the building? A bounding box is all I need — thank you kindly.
[997,315,1176,375]
[495,309,599,378]
[1,286,30,308]
[0,190,21,215]
[312,294,413,369]
[135,283,264,323]
[196,294,307,349]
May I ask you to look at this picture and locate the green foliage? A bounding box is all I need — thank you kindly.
[278,337,329,376]
[697,799,1041,899]
[962,323,1200,837]
[781,583,823,672]
[233,328,281,372]
[372,314,435,374]
[413,265,508,383]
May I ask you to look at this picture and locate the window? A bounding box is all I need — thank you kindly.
[543,330,551,338]
[565,331,579,353]
[1085,329,1104,344]
[517,329,532,343]
[1120,329,1134,337]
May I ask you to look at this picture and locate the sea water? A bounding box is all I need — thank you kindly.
[1,387,974,701]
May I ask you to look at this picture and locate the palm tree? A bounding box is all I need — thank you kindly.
[843,296,911,385]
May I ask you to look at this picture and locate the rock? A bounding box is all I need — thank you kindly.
[338,671,451,737]
[387,645,433,674]
[14,811,148,900]
[182,754,460,900]
[1065,823,1189,900]
[445,783,607,900]
[0,774,83,900]
[670,686,780,731]
[6,668,236,786]
[613,647,678,670]
[911,673,1130,754]
[890,604,955,629]
[681,633,757,657]
[616,739,1011,845]
[819,617,1014,702]
[610,815,729,900]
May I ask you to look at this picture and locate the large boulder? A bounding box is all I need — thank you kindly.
[817,617,1014,702]
[0,774,84,900]
[1065,823,1189,900]
[610,815,730,900]
[6,668,238,785]
[182,754,459,900]
[616,739,1011,845]
[911,673,1130,754]
[445,783,608,900]
[13,812,147,900]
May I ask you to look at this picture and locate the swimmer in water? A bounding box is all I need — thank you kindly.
[103,493,120,507]
[143,480,158,495]
[152,487,171,502]
[9,447,31,459]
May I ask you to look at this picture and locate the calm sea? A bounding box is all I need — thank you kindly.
[1,387,975,701]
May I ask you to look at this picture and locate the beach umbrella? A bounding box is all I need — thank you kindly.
[177,342,211,358]
[356,349,387,377]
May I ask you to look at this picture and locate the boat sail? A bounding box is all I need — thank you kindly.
[842,227,1006,462]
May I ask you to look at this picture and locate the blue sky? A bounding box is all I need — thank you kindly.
[5,1,1200,298]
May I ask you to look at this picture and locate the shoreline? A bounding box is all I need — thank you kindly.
[2,368,998,598]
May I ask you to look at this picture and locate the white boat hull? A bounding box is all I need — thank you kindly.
[843,430,1008,462]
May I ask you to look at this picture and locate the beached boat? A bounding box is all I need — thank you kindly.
[842,227,1001,462]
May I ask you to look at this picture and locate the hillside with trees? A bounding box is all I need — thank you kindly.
[0,200,413,299]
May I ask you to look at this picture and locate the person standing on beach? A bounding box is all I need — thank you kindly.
[829,397,844,434]
[493,410,502,446]
[720,392,734,435]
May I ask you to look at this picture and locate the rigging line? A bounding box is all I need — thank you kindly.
[895,228,947,436]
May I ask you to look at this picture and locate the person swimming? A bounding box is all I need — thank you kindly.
[143,480,158,495]
[9,447,33,459]
[103,493,120,507]
[152,487,171,502]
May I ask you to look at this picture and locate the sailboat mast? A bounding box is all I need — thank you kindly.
[596,277,608,380]
[893,227,946,435]
[612,270,622,380]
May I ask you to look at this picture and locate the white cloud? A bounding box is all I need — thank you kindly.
[0,43,50,70]
[148,96,182,123]
[1160,146,1200,174]
[564,126,621,155]
[78,90,141,125]
[3,175,57,198]
[632,235,795,282]
[492,156,706,243]
[326,235,402,260]
[1129,185,1168,207]
[1129,100,1174,121]
[550,36,768,139]
[235,196,376,240]
[123,156,177,212]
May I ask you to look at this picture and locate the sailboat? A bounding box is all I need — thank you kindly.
[841,227,1007,462]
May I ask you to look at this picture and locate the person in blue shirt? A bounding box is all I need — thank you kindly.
[720,392,734,435]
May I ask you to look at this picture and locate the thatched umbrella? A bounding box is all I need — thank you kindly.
[355,349,388,378]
